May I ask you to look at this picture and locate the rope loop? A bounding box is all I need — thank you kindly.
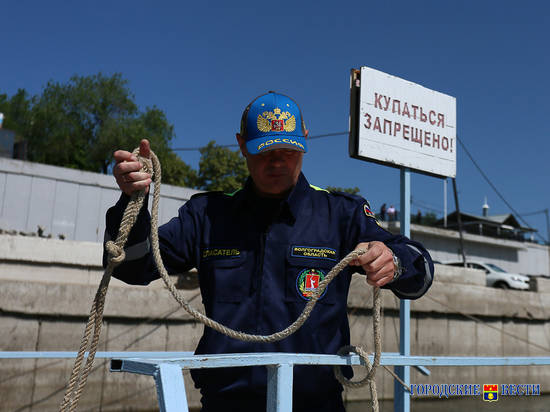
[105,240,125,265]
[333,345,375,387]
[334,344,380,412]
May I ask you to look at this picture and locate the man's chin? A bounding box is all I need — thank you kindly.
[257,180,293,197]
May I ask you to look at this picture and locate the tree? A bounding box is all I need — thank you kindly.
[28,73,139,171]
[326,186,361,195]
[18,72,196,185]
[0,89,33,140]
[422,212,439,226]
[1,76,239,190]
[91,105,197,187]
[137,108,198,187]
[412,211,438,226]
[195,141,249,192]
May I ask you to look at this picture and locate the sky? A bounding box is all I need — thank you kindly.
[1,0,549,242]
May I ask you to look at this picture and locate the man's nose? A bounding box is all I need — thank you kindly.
[266,149,286,162]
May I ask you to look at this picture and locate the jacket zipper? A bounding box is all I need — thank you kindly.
[255,227,269,334]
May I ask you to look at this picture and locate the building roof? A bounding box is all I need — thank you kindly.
[437,211,536,233]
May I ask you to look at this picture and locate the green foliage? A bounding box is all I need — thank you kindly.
[196,141,248,192]
[0,89,33,140]
[28,73,140,172]
[143,108,198,187]
[2,73,196,186]
[423,212,439,226]
[326,186,361,195]
[412,211,438,226]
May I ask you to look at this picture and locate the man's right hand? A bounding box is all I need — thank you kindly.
[113,139,152,196]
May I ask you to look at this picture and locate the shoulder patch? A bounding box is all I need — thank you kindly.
[363,202,383,227]
[364,203,375,218]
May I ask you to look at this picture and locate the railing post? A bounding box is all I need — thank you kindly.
[154,363,189,412]
[266,363,294,412]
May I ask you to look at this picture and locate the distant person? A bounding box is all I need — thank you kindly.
[379,203,387,221]
[416,210,422,224]
[387,204,396,221]
[104,91,434,412]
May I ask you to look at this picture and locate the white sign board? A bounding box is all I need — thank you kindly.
[350,67,456,178]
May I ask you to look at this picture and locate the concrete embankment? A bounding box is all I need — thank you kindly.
[1,234,549,411]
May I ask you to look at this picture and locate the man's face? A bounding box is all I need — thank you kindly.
[237,133,304,198]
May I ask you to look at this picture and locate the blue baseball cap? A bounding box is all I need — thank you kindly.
[240,91,308,155]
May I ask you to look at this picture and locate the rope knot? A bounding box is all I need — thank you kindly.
[105,241,125,264]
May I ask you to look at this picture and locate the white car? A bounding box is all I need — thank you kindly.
[444,261,530,290]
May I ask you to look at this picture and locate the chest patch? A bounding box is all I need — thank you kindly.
[296,268,327,300]
[291,246,337,261]
[201,248,241,260]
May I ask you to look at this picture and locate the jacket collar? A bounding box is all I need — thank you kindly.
[232,172,310,224]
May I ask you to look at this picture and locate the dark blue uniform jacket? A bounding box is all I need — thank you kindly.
[104,173,433,407]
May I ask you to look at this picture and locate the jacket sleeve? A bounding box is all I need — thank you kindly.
[103,193,198,285]
[347,199,434,300]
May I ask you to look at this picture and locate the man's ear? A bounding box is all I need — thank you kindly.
[304,129,309,139]
[236,133,247,157]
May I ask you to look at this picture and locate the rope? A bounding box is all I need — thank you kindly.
[332,286,381,412]
[61,147,383,411]
[60,150,151,412]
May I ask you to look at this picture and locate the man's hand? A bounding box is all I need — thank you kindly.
[349,241,395,287]
[113,139,152,196]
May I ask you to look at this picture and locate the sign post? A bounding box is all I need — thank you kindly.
[349,67,457,412]
[395,167,411,412]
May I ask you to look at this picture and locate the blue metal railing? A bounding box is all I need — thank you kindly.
[2,351,550,412]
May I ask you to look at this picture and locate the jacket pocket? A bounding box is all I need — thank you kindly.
[201,250,250,303]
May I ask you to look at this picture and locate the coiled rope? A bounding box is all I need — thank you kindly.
[60,147,382,412]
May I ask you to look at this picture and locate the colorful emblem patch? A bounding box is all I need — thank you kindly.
[364,203,375,218]
[296,268,327,300]
[483,384,498,402]
[257,107,296,133]
[271,119,284,131]
[364,202,383,226]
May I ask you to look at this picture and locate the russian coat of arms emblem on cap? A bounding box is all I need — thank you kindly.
[296,268,326,300]
[257,107,296,133]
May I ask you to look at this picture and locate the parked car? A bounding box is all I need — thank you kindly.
[444,261,530,290]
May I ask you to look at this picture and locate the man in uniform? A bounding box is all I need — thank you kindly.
[105,91,434,411]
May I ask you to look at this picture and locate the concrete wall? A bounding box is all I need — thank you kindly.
[0,157,201,242]
[1,234,549,411]
[2,157,548,276]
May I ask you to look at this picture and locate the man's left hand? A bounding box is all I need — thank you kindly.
[349,241,395,287]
